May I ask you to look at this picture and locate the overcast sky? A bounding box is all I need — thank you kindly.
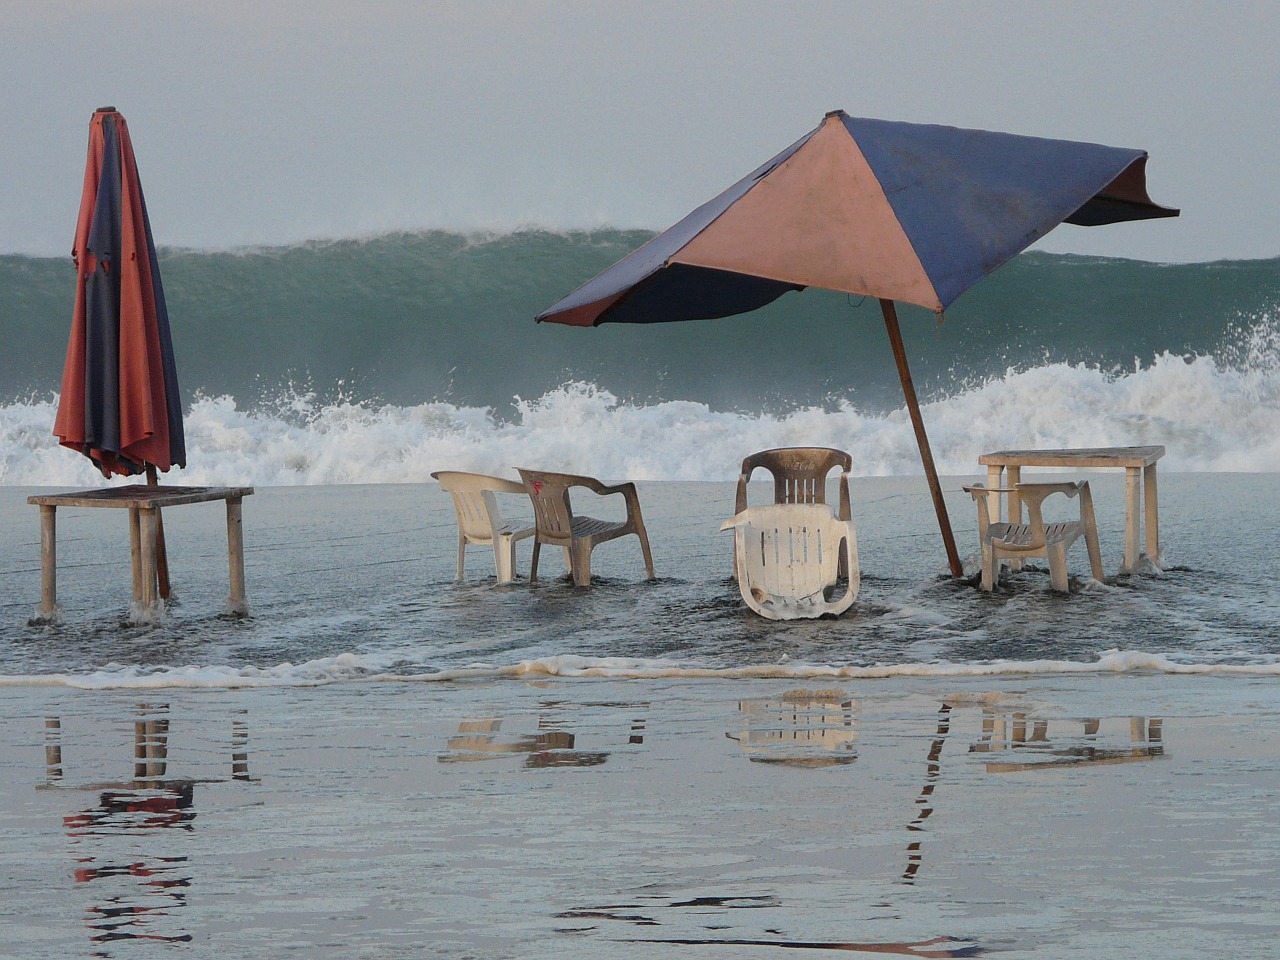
[3,1,1275,262]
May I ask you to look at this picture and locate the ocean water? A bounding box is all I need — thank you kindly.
[2,231,1280,957]
[1,478,1280,959]
[2,233,1279,488]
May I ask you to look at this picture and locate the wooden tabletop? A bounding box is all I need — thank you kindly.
[27,484,255,509]
[978,446,1165,469]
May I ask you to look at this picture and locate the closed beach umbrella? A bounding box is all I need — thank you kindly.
[54,106,185,479]
[537,111,1177,575]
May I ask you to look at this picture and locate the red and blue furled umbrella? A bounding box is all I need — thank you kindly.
[54,107,185,479]
[537,111,1177,575]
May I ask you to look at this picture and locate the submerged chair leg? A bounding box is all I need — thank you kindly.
[636,528,655,580]
[570,541,593,587]
[493,535,517,584]
[1048,542,1069,593]
[980,544,996,592]
[1080,486,1106,582]
[1085,529,1105,582]
[529,541,541,583]
[456,535,467,580]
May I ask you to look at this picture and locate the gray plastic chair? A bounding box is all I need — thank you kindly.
[517,469,655,588]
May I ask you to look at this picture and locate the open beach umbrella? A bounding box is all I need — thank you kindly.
[54,106,185,480]
[536,110,1177,575]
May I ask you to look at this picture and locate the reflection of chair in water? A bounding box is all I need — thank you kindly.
[726,690,858,767]
[971,710,1165,772]
[441,718,604,767]
[440,702,649,768]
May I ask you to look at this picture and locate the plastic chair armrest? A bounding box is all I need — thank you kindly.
[485,477,528,496]
[1015,481,1085,508]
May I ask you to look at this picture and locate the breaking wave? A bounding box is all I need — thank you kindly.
[3,312,1279,486]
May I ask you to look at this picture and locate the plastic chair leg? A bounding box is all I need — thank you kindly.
[980,544,996,592]
[529,541,541,583]
[1048,543,1069,593]
[493,536,517,584]
[456,535,467,580]
[1085,528,1105,582]
[636,529,655,580]
[570,541,593,587]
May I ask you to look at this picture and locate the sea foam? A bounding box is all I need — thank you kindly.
[3,649,1279,690]
[5,316,1279,487]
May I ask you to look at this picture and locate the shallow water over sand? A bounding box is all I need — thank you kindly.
[2,475,1279,683]
[1,476,1279,957]
[3,675,1278,958]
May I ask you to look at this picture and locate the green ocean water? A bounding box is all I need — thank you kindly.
[3,230,1276,413]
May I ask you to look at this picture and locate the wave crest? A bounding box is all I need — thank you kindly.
[4,319,1280,487]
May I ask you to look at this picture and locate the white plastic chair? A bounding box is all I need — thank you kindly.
[721,503,859,620]
[962,481,1105,593]
[431,471,536,584]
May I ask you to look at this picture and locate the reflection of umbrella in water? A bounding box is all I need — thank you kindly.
[537,111,1177,575]
[53,107,186,593]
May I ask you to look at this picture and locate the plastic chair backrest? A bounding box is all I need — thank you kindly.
[432,471,520,541]
[517,469,576,542]
[737,447,852,518]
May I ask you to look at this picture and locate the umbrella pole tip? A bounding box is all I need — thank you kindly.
[95,105,117,113]
[824,109,847,120]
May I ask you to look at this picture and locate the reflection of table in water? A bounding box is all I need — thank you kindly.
[27,484,253,621]
[971,712,1164,772]
[43,703,254,950]
[978,446,1165,573]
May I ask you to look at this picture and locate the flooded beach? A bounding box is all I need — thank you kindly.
[2,476,1278,957]
[3,673,1277,959]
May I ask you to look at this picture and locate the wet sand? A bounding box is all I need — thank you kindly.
[2,672,1278,958]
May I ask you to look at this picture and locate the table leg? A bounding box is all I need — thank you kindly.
[1123,467,1141,574]
[986,465,1003,523]
[129,507,143,605]
[226,497,249,616]
[1007,466,1023,570]
[36,505,57,621]
[983,468,1003,527]
[138,507,160,618]
[1144,462,1161,568]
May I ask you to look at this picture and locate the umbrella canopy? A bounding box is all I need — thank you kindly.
[537,111,1176,575]
[538,111,1176,327]
[54,107,185,479]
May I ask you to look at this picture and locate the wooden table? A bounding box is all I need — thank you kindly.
[27,484,254,622]
[978,446,1165,574]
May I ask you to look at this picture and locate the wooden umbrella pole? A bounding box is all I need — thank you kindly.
[145,464,172,599]
[879,299,963,577]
